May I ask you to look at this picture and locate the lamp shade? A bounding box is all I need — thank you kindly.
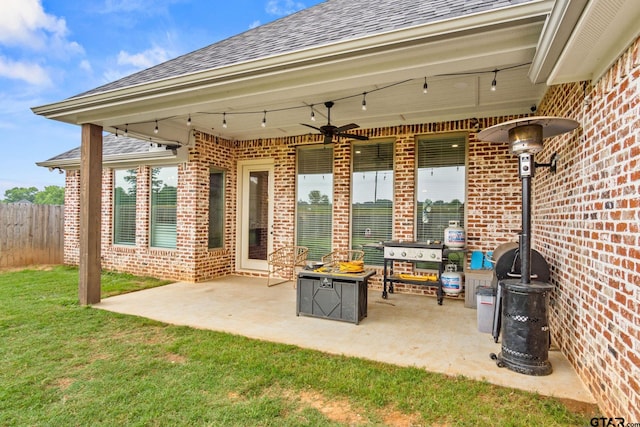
[478,117,579,144]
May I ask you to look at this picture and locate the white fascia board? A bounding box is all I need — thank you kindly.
[528,0,588,84]
[546,0,640,84]
[32,1,554,124]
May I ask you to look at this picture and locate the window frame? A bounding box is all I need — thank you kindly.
[295,144,334,261]
[112,168,137,246]
[351,139,395,266]
[150,165,178,249]
[208,167,225,250]
[415,132,468,270]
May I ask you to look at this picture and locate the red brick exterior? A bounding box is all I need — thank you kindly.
[534,37,639,420]
[61,37,639,419]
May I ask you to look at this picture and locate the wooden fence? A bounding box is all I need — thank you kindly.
[0,204,64,268]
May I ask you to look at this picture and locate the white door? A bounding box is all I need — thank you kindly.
[237,160,274,271]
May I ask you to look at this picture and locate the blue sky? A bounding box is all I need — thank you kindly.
[0,0,323,198]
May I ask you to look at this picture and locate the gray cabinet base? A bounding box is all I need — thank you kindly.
[296,270,373,324]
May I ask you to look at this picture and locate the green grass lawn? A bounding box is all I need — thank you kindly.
[0,266,599,426]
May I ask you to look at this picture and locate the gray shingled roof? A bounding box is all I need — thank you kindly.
[42,134,151,163]
[76,0,535,98]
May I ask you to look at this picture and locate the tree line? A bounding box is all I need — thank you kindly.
[1,186,64,205]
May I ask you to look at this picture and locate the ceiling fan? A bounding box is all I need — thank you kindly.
[301,101,369,144]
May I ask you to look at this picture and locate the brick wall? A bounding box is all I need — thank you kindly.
[63,119,523,290]
[535,37,639,420]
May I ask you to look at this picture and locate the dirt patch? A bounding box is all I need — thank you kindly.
[166,353,187,364]
[297,389,368,425]
[556,397,601,418]
[275,387,421,426]
[53,377,75,391]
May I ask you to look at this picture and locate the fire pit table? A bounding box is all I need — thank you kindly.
[296,269,375,324]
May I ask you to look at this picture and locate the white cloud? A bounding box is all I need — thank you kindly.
[266,0,306,16]
[0,0,69,50]
[0,56,51,86]
[249,20,261,29]
[79,59,93,73]
[102,45,172,83]
[117,46,171,69]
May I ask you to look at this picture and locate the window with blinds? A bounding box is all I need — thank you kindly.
[416,134,466,268]
[113,169,137,245]
[150,166,178,249]
[296,145,333,261]
[208,169,225,249]
[352,141,394,265]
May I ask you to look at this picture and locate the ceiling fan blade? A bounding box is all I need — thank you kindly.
[336,123,359,133]
[324,134,333,144]
[337,133,369,140]
[300,123,322,132]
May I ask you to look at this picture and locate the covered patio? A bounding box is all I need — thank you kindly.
[94,276,595,404]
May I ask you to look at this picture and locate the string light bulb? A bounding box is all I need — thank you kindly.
[222,112,227,128]
[423,77,428,94]
[154,120,159,134]
[310,105,316,121]
[187,115,192,126]
[261,111,267,127]
[491,69,498,91]
[361,92,367,111]
[124,125,128,137]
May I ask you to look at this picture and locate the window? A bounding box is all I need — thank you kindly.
[150,166,178,249]
[352,141,394,265]
[208,169,225,249]
[416,134,466,268]
[113,169,137,245]
[296,146,333,260]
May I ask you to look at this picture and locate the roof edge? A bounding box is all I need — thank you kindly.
[32,0,554,124]
[528,0,588,84]
[36,150,178,170]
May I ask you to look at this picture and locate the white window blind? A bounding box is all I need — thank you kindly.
[296,146,333,261]
[416,134,466,246]
[352,141,394,265]
[113,169,137,245]
[150,166,178,249]
[208,169,225,249]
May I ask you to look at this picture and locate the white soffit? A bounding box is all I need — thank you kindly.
[546,0,640,85]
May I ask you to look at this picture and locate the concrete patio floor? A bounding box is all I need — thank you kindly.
[94,275,595,404]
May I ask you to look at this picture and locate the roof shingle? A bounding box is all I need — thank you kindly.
[75,0,535,98]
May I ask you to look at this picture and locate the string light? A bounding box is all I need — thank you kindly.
[111,64,528,134]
